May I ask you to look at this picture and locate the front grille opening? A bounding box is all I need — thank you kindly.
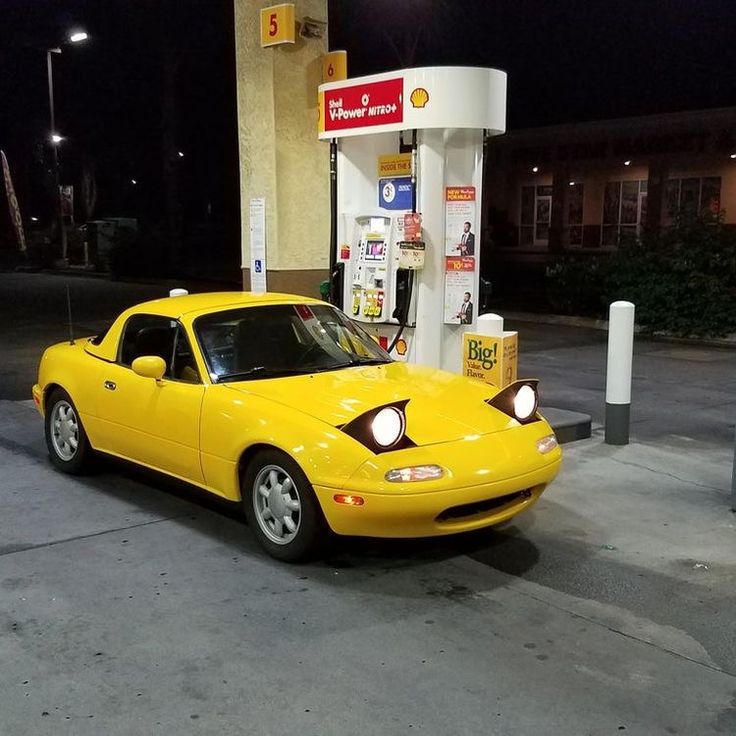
[436,489,532,522]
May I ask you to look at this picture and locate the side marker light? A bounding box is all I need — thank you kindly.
[334,494,365,506]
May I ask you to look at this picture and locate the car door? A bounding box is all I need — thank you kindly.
[94,314,205,484]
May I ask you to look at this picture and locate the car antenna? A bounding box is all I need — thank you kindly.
[66,283,75,345]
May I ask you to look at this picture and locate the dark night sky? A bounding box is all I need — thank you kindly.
[1,0,735,229]
[329,0,736,129]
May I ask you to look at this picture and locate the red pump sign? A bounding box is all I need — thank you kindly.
[323,78,403,133]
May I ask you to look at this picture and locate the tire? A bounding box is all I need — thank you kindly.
[241,449,325,562]
[44,388,92,474]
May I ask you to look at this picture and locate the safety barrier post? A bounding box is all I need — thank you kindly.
[605,301,635,445]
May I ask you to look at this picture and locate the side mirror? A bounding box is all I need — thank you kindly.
[132,356,167,381]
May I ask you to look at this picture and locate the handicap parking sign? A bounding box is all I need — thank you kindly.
[254,259,263,273]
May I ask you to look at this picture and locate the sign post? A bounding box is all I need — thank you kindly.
[249,197,267,294]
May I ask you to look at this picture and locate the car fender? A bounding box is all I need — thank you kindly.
[200,385,374,500]
[36,341,104,439]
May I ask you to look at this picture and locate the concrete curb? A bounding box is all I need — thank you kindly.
[541,407,592,444]
[499,310,736,349]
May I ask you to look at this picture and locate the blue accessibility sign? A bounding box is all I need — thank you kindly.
[379,176,413,210]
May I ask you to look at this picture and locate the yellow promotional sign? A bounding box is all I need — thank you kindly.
[260,3,296,47]
[463,332,518,388]
[378,153,412,178]
[322,50,348,83]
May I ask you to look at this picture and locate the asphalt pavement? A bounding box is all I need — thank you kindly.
[1,271,735,735]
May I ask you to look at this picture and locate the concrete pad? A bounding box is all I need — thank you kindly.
[2,522,735,736]
[540,406,592,444]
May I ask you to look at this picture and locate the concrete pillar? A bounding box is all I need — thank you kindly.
[548,167,569,254]
[645,160,668,235]
[413,128,446,369]
[233,0,330,296]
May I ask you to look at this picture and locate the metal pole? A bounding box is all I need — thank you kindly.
[605,301,635,445]
[731,423,735,512]
[47,49,67,263]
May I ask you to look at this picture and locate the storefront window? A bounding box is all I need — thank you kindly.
[664,177,722,223]
[518,185,552,246]
[601,180,647,246]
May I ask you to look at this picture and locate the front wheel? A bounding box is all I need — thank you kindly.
[241,449,325,562]
[44,388,92,474]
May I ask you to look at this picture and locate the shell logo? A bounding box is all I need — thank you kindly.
[410,87,429,109]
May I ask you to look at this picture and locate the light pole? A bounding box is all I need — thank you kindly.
[46,30,88,264]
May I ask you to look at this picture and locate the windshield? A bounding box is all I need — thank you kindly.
[194,303,392,382]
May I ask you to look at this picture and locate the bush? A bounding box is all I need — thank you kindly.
[605,213,736,337]
[545,214,736,337]
[545,256,608,316]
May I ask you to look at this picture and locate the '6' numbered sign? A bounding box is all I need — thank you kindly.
[260,3,295,47]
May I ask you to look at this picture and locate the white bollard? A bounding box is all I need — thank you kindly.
[476,313,505,337]
[731,424,736,512]
[605,301,635,445]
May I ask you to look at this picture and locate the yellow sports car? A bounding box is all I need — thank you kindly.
[33,292,561,561]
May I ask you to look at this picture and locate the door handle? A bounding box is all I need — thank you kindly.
[104,380,117,391]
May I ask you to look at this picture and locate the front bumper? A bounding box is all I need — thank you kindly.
[313,420,562,538]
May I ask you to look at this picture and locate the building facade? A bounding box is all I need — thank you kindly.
[484,107,736,270]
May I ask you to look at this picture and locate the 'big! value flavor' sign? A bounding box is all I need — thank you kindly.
[462,332,518,388]
[323,78,403,132]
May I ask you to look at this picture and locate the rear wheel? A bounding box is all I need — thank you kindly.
[44,388,92,474]
[241,449,325,562]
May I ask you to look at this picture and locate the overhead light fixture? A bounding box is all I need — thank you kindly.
[568,181,576,186]
[51,133,64,144]
[69,31,89,43]
[730,153,736,159]
[624,160,631,166]
[131,179,137,185]
[178,151,184,158]
[532,166,539,173]
[31,216,39,222]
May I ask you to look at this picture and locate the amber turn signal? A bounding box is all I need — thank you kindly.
[333,494,365,506]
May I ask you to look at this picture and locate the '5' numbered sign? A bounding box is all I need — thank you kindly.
[260,3,296,47]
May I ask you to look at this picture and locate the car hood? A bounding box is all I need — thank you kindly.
[224,362,518,445]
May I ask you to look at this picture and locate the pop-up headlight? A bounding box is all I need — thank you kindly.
[372,406,405,448]
[486,379,540,425]
[340,400,415,454]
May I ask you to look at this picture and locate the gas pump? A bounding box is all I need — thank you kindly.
[319,66,507,370]
[348,214,422,326]
[349,215,391,322]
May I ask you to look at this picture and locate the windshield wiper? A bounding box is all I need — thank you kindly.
[348,357,392,365]
[217,366,306,381]
[314,357,391,372]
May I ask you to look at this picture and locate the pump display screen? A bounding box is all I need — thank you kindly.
[365,240,385,261]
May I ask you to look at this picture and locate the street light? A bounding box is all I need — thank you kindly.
[46,29,88,264]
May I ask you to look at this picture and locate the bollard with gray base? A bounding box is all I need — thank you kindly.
[732,424,736,512]
[605,301,635,445]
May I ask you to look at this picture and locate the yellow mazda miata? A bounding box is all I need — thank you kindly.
[33,292,561,561]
